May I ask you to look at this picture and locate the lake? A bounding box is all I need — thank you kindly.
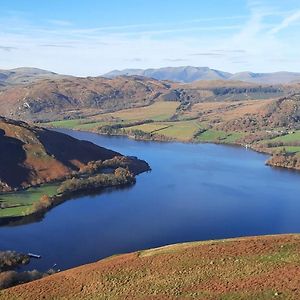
[1,129,300,272]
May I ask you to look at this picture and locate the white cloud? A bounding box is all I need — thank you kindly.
[0,3,300,75]
[269,10,300,34]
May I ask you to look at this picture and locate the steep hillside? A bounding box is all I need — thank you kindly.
[0,117,148,192]
[1,234,300,299]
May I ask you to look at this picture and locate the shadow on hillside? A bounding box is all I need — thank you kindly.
[0,129,30,188]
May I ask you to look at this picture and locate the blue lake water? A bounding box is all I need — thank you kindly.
[1,129,300,271]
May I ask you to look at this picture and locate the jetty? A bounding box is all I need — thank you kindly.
[28,253,42,259]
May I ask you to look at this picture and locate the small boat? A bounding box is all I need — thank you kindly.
[28,253,42,259]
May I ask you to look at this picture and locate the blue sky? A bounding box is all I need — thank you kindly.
[1,0,300,75]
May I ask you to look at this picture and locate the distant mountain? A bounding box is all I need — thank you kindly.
[230,71,300,84]
[0,67,65,87]
[103,66,300,84]
[104,66,231,83]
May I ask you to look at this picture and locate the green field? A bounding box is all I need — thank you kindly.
[125,120,202,141]
[196,130,244,143]
[101,101,180,122]
[261,130,300,153]
[266,130,300,143]
[157,120,202,140]
[0,184,59,218]
[44,119,83,129]
[125,123,172,133]
[271,146,300,154]
[43,102,181,132]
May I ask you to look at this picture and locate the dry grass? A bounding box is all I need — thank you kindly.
[2,235,300,300]
[98,101,180,122]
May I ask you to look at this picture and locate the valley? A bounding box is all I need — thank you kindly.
[1,67,300,297]
[2,0,300,298]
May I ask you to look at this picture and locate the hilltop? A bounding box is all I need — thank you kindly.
[1,234,300,299]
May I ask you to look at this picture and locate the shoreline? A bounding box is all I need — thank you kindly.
[52,126,300,173]
[0,156,150,226]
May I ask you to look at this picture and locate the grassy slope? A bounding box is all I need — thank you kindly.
[0,184,59,218]
[1,234,300,300]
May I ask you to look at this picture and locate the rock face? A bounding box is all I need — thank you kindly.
[0,117,149,192]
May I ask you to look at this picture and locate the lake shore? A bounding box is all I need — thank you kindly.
[0,156,150,225]
[48,125,300,172]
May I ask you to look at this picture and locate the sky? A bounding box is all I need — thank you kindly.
[1,0,300,76]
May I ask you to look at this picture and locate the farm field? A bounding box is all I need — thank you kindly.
[98,101,180,122]
[0,184,59,218]
[196,130,245,143]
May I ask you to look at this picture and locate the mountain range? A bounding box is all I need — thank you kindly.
[103,66,300,84]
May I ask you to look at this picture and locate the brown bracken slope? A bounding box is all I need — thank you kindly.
[1,234,300,300]
[0,74,291,122]
[0,76,170,121]
[0,116,148,192]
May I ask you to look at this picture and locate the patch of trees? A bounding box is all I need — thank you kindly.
[212,87,281,96]
[31,194,52,213]
[57,167,135,195]
[128,129,153,140]
[0,251,29,272]
[79,156,130,174]
[267,153,300,170]
[266,141,300,148]
[0,269,55,290]
[193,128,208,139]
[97,120,153,135]
[0,251,54,290]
